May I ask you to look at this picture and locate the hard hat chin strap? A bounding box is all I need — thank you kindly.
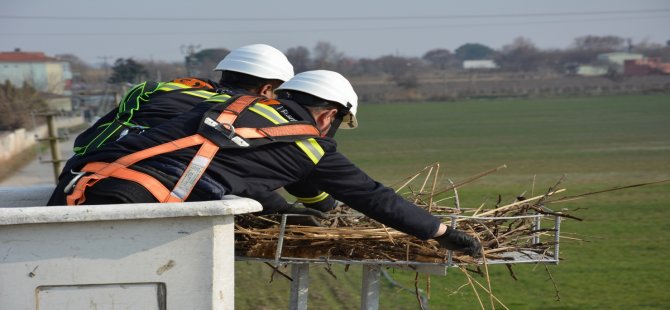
[325,103,352,138]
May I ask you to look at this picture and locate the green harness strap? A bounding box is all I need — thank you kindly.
[74,81,162,155]
[74,81,223,156]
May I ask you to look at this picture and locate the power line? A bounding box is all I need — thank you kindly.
[1,8,670,22]
[1,14,668,37]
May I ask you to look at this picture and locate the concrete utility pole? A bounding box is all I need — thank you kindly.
[35,112,66,184]
[181,44,201,77]
[98,55,114,80]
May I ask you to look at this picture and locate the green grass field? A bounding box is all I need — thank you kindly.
[236,94,670,309]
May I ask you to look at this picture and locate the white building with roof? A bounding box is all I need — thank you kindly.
[0,49,72,95]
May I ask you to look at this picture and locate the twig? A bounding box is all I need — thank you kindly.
[469,224,495,310]
[427,274,431,300]
[428,163,440,212]
[429,165,507,199]
[460,267,486,310]
[323,257,337,279]
[544,265,561,301]
[547,179,670,204]
[461,269,510,310]
[392,163,436,193]
[415,272,427,310]
[505,264,518,281]
[535,174,566,207]
[475,189,566,217]
[263,262,292,282]
[449,178,461,211]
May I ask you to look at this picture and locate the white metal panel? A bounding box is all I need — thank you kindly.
[0,195,261,225]
[0,185,262,310]
[0,216,238,309]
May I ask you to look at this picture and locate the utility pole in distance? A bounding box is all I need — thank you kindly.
[98,55,114,81]
[34,111,68,184]
[181,44,201,77]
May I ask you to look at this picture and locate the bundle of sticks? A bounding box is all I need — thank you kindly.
[235,164,580,264]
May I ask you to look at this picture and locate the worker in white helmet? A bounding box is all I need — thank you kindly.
[57,44,338,214]
[49,70,482,257]
[72,43,294,156]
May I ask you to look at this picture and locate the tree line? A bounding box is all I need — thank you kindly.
[59,35,670,87]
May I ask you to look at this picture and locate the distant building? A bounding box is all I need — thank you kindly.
[596,52,644,73]
[0,49,73,111]
[624,58,670,76]
[0,49,73,96]
[575,65,609,77]
[463,60,499,70]
[596,52,644,66]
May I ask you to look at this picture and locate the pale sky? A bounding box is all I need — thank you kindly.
[1,0,668,65]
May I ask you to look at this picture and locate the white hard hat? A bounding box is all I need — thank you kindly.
[276,70,358,129]
[214,44,294,82]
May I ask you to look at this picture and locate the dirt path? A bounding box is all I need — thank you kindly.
[0,135,76,187]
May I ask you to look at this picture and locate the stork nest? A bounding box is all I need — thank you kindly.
[235,164,580,264]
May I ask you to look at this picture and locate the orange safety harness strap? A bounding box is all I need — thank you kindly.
[66,95,319,205]
[234,124,321,139]
[67,135,207,205]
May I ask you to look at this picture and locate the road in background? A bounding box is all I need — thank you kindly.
[0,135,76,187]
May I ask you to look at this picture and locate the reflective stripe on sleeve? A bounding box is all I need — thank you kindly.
[295,138,324,164]
[295,191,330,204]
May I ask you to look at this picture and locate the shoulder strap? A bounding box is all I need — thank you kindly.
[198,95,322,149]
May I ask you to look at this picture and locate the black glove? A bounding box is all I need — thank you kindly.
[280,204,327,226]
[302,195,340,212]
[434,227,482,258]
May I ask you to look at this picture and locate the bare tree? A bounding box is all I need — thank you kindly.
[376,55,424,88]
[573,35,626,51]
[56,54,89,75]
[108,58,148,84]
[141,60,188,81]
[0,81,46,131]
[631,40,670,61]
[333,56,359,76]
[497,37,544,71]
[422,48,454,70]
[191,48,230,80]
[312,41,344,70]
[286,46,311,73]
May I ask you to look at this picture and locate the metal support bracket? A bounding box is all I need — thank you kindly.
[361,265,381,310]
[289,264,310,310]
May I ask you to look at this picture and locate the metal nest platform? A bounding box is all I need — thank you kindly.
[236,211,562,276]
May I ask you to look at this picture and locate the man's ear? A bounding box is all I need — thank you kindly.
[315,108,338,134]
[258,84,276,99]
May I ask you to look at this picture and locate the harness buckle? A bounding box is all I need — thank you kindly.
[204,117,250,147]
[64,170,87,193]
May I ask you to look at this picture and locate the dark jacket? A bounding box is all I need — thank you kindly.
[64,79,335,211]
[50,96,441,240]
